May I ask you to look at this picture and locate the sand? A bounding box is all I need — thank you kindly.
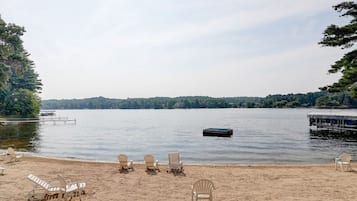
[0,155,356,201]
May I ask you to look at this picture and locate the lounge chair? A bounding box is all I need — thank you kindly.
[144,154,160,172]
[27,174,86,201]
[27,174,64,201]
[192,179,216,201]
[335,153,353,171]
[167,152,184,175]
[7,147,23,162]
[118,154,134,172]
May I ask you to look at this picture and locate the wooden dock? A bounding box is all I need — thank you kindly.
[308,112,357,133]
[40,110,56,116]
[0,117,76,125]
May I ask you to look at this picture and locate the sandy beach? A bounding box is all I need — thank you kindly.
[0,155,356,201]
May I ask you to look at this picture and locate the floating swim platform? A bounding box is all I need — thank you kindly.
[203,128,233,137]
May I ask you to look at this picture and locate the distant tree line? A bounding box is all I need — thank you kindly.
[41,92,357,110]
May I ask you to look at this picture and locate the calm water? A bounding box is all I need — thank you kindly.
[1,108,357,164]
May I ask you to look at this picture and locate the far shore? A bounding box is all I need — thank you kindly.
[1,154,357,201]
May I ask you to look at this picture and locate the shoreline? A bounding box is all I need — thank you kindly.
[1,154,357,200]
[3,151,341,166]
[28,154,339,167]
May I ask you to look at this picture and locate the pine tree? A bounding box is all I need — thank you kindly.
[319,2,357,98]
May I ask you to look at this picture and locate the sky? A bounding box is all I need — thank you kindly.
[0,0,348,100]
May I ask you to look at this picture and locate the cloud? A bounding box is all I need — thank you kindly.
[193,44,343,96]
[91,0,341,47]
[0,0,345,99]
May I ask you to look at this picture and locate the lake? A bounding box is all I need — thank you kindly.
[1,108,357,164]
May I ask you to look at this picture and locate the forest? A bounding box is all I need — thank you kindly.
[41,91,357,110]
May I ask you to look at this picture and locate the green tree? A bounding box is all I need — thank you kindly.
[0,16,41,117]
[319,2,357,98]
[4,89,40,117]
[0,17,27,87]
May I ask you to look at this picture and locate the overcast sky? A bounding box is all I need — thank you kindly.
[0,0,347,100]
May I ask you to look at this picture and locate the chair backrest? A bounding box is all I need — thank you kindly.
[57,175,68,189]
[339,153,352,162]
[28,174,51,190]
[7,147,15,156]
[118,154,128,162]
[118,154,129,169]
[192,179,215,194]
[168,152,180,166]
[144,154,155,167]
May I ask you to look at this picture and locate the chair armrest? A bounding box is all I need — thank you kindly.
[128,160,134,169]
[16,153,24,158]
[64,178,73,184]
[57,174,74,187]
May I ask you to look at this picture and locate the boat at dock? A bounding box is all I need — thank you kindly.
[203,128,233,137]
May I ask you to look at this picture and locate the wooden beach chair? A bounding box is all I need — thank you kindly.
[118,154,134,172]
[167,152,184,175]
[335,153,352,171]
[6,147,23,162]
[192,179,216,201]
[144,154,160,172]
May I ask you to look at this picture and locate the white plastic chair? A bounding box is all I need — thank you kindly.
[192,179,216,201]
[335,153,352,171]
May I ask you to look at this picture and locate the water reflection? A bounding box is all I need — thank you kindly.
[310,129,357,142]
[0,122,40,152]
[309,129,357,160]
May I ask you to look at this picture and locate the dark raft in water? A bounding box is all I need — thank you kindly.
[203,128,233,137]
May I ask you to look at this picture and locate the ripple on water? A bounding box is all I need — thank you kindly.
[2,108,357,163]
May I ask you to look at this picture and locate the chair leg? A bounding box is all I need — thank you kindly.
[348,164,352,171]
